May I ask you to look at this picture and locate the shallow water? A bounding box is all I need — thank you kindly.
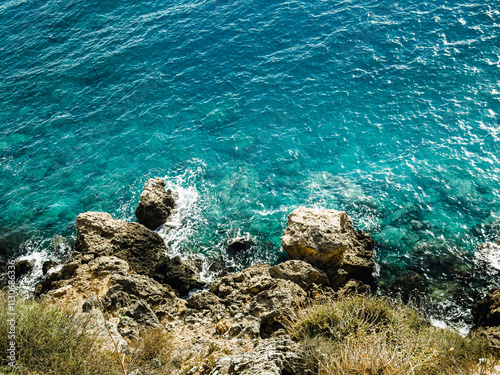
[1,0,499,323]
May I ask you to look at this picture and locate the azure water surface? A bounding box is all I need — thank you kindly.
[0,0,499,323]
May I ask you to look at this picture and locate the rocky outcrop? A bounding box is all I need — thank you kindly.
[281,207,375,285]
[135,178,177,230]
[33,201,377,375]
[74,212,166,274]
[73,211,203,295]
[209,336,314,375]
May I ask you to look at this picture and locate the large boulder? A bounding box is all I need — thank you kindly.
[74,212,167,276]
[135,178,177,230]
[281,207,375,284]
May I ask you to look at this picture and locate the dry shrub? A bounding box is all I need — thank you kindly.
[290,295,495,375]
[126,327,181,374]
[0,290,120,375]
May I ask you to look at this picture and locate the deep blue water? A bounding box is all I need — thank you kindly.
[1,0,500,322]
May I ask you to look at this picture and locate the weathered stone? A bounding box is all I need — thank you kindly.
[123,300,161,328]
[210,263,308,338]
[281,207,375,284]
[155,255,205,296]
[42,260,58,275]
[14,259,35,278]
[34,261,80,297]
[88,256,130,277]
[269,260,329,290]
[110,273,177,306]
[473,287,500,327]
[281,207,351,269]
[135,178,177,230]
[209,337,313,375]
[187,291,223,311]
[74,211,167,276]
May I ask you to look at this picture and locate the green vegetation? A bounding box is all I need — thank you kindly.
[289,295,495,375]
[0,291,179,375]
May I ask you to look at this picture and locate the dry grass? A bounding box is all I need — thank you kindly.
[289,295,496,375]
[0,290,182,375]
[0,290,120,374]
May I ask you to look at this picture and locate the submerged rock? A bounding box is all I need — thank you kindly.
[281,207,375,285]
[135,178,177,230]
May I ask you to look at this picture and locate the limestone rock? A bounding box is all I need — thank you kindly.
[281,207,375,284]
[269,260,329,290]
[74,211,167,276]
[154,255,205,296]
[209,337,313,375]
[34,260,80,297]
[123,300,161,328]
[135,178,177,230]
[210,264,307,337]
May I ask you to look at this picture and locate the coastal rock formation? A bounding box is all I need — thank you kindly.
[74,211,166,274]
[73,211,203,295]
[33,203,377,374]
[135,177,177,230]
[209,336,314,375]
[281,207,375,284]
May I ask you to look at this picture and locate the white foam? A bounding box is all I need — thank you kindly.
[157,162,211,259]
[476,241,500,272]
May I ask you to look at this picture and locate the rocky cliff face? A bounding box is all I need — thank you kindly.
[281,207,375,285]
[31,181,379,374]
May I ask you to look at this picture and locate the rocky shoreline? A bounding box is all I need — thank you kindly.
[2,177,500,374]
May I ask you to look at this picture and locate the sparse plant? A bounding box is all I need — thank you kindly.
[289,294,496,375]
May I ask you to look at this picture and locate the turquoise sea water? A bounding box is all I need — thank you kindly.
[1,0,499,322]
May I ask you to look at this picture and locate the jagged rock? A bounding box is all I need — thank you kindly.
[123,300,161,328]
[210,264,307,337]
[281,207,375,284]
[209,337,313,375]
[473,287,500,327]
[34,260,80,297]
[88,256,130,276]
[74,211,167,276]
[42,260,58,275]
[187,291,223,311]
[14,259,35,278]
[109,273,177,306]
[155,255,205,296]
[269,260,329,290]
[135,178,177,230]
